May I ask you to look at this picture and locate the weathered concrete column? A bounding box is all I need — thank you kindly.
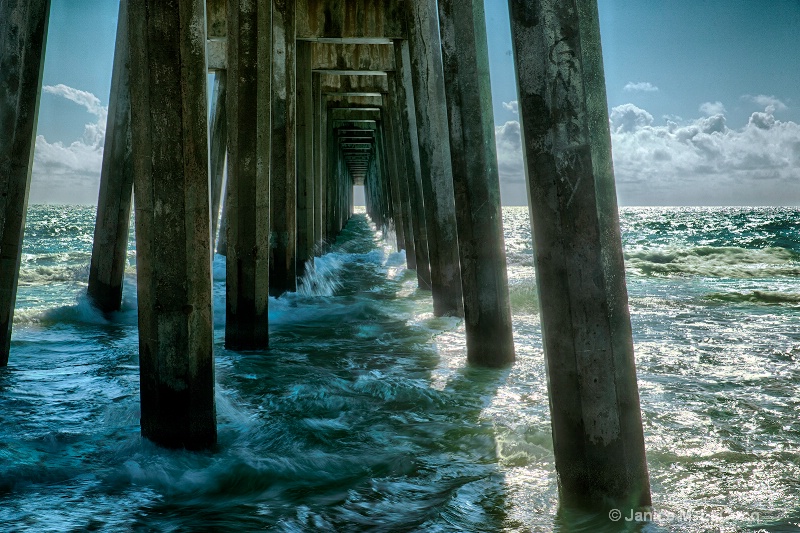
[216,190,229,256]
[296,40,314,274]
[383,113,409,254]
[312,72,324,251]
[391,44,432,290]
[325,114,336,241]
[376,119,405,251]
[270,0,297,295]
[438,1,514,366]
[384,81,416,270]
[508,0,651,508]
[403,0,463,317]
[225,0,271,350]
[209,71,228,247]
[128,0,215,449]
[0,0,50,367]
[88,0,133,314]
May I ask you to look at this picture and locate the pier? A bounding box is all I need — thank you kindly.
[0,0,650,511]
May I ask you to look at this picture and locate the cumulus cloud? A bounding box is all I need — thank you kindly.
[502,100,518,114]
[495,120,525,184]
[699,101,726,116]
[743,94,788,112]
[493,102,800,205]
[623,81,659,92]
[32,85,107,203]
[610,103,654,133]
[609,103,800,204]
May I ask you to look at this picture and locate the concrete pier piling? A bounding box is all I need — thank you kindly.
[2,2,655,510]
[0,0,50,367]
[87,0,132,314]
[209,71,228,248]
[438,0,515,366]
[390,44,432,290]
[312,72,325,249]
[207,0,228,250]
[403,0,463,317]
[508,0,651,508]
[127,0,216,449]
[269,0,298,295]
[296,41,315,275]
[384,90,416,270]
[225,0,272,350]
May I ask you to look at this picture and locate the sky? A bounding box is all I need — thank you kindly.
[29,0,800,206]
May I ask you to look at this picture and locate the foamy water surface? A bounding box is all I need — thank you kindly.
[2,205,800,532]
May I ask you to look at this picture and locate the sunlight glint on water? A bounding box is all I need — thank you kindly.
[1,205,800,531]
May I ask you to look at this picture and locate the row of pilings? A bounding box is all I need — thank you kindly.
[0,0,651,512]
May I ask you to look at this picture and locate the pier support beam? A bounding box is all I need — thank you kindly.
[438,1,514,366]
[88,0,132,313]
[209,71,228,248]
[225,0,271,350]
[0,0,50,366]
[509,0,650,508]
[404,0,463,317]
[384,91,416,269]
[216,191,229,256]
[312,72,324,250]
[128,0,215,449]
[296,41,315,273]
[377,120,404,251]
[392,43,431,290]
[269,0,297,295]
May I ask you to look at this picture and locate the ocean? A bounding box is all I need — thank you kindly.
[2,205,800,532]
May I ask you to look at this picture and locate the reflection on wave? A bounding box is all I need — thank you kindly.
[3,206,800,531]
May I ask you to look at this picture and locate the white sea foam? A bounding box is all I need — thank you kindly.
[625,245,800,277]
[297,254,344,297]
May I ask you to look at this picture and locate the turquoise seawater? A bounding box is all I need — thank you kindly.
[2,205,800,532]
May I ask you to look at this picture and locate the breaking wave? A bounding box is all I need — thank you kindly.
[625,246,800,278]
[704,290,800,305]
[17,264,90,285]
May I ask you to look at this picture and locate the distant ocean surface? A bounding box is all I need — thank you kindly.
[2,205,800,532]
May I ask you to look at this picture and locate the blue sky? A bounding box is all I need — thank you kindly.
[31,0,800,205]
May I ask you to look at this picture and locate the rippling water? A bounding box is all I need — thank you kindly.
[2,205,800,532]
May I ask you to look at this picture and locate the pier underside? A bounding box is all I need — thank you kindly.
[0,0,651,511]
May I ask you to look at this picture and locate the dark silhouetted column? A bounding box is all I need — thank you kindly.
[391,43,431,290]
[128,0,215,449]
[385,78,416,269]
[296,41,314,274]
[438,0,514,366]
[225,0,271,350]
[0,0,50,366]
[88,0,133,313]
[312,72,324,250]
[270,0,297,295]
[403,0,463,317]
[508,0,651,509]
[209,71,228,248]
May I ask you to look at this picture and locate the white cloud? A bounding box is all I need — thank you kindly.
[494,103,800,205]
[743,94,788,112]
[502,100,518,114]
[623,81,659,93]
[609,103,800,204]
[43,84,107,120]
[31,85,107,203]
[699,101,726,116]
[610,103,654,133]
[495,120,524,184]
